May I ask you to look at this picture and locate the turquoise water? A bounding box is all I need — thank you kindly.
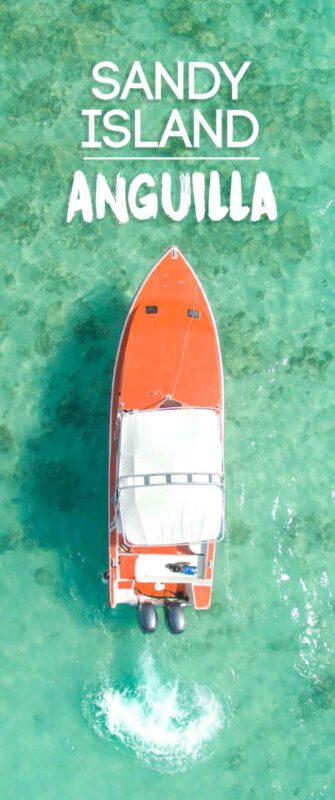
[1,1,335,797]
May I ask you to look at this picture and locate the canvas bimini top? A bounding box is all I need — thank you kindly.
[117,407,224,546]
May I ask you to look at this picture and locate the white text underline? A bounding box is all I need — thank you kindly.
[82,156,260,161]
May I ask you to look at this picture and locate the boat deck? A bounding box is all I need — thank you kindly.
[119,552,204,582]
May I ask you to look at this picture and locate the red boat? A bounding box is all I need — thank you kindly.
[108,246,224,633]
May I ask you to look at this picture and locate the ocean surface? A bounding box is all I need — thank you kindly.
[1,1,335,798]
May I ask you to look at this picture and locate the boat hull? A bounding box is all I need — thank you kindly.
[108,247,224,613]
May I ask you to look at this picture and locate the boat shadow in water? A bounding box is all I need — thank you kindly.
[18,285,135,629]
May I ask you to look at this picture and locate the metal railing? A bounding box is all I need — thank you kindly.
[118,472,224,490]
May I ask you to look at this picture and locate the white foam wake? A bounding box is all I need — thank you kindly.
[83,651,224,772]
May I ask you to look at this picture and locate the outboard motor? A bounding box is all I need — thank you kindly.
[164,603,186,634]
[137,601,159,634]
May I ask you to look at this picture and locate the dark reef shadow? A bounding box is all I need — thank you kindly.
[18,283,136,630]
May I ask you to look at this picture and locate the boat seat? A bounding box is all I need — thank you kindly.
[135,553,205,582]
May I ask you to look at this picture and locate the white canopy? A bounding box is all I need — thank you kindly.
[118,408,223,546]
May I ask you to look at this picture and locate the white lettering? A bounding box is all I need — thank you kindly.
[208,171,228,221]
[161,172,191,221]
[102,110,131,148]
[96,172,128,223]
[155,61,184,100]
[227,110,259,148]
[219,61,251,101]
[229,171,250,221]
[159,110,192,148]
[128,174,158,220]
[92,61,120,101]
[189,62,221,100]
[251,172,277,221]
[120,61,154,101]
[67,171,93,223]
